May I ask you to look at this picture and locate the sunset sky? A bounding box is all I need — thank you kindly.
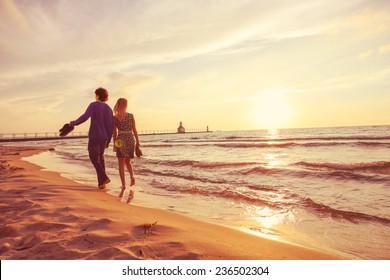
[1,0,390,133]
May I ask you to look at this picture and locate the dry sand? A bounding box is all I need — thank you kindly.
[0,145,343,260]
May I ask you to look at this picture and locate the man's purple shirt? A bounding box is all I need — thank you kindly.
[71,101,114,144]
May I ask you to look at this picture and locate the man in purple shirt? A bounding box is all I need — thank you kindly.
[70,87,114,190]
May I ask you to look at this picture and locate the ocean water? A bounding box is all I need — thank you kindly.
[17,125,390,259]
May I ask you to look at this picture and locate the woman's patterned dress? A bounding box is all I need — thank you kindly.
[114,113,135,158]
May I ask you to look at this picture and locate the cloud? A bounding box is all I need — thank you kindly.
[104,71,161,97]
[357,44,390,59]
[379,43,390,54]
[358,49,373,59]
[0,0,29,31]
[1,0,368,76]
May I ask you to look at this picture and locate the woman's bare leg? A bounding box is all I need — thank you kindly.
[124,157,135,186]
[118,157,126,187]
[118,158,127,198]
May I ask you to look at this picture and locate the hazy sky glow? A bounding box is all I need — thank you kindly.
[1,0,389,133]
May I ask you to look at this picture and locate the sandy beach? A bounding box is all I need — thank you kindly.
[0,145,342,260]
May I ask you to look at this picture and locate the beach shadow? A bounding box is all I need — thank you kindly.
[127,241,202,260]
[23,221,71,232]
[20,241,86,260]
[173,252,204,260]
[88,247,141,260]
[0,226,18,239]
[80,218,112,231]
[66,233,131,251]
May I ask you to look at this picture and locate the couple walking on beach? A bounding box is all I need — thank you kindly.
[69,87,140,200]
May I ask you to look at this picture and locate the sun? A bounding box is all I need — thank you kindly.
[251,90,294,129]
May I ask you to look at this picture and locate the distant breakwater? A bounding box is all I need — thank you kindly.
[0,129,212,143]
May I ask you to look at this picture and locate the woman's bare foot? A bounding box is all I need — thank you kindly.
[119,186,126,198]
[130,177,135,186]
[127,190,134,203]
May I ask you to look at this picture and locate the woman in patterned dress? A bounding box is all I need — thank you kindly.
[113,98,140,200]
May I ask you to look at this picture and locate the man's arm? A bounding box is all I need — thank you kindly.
[70,103,93,126]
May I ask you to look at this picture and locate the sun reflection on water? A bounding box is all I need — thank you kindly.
[265,153,285,168]
[254,207,285,228]
[263,129,289,168]
[266,129,279,138]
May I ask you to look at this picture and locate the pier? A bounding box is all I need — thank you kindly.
[0,129,211,143]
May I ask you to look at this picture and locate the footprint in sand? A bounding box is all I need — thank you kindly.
[14,235,42,251]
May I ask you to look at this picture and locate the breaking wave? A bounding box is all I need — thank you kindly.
[295,161,390,175]
[302,198,390,225]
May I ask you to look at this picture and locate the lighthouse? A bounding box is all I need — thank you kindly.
[177,121,185,133]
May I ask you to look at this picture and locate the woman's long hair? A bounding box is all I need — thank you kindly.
[114,98,128,122]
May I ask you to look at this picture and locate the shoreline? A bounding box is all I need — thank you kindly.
[0,145,343,260]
